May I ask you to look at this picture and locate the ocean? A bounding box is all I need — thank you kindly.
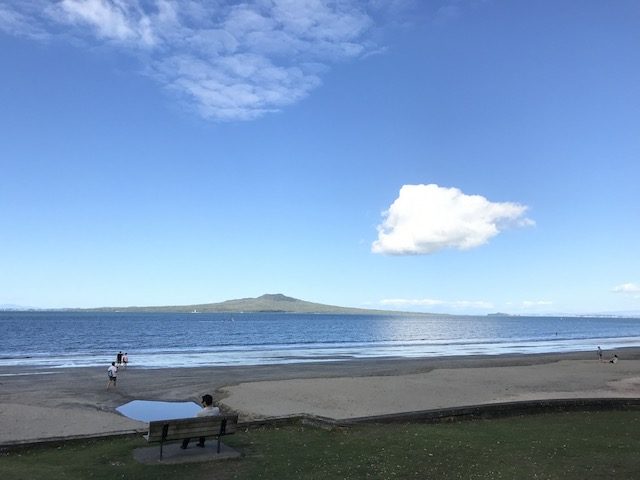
[1,311,639,369]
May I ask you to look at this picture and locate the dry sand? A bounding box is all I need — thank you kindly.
[1,348,639,445]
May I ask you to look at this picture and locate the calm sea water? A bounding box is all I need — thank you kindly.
[1,311,639,369]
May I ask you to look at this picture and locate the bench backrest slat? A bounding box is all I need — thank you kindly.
[146,415,238,442]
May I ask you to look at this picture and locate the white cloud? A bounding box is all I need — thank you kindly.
[613,283,640,294]
[381,298,444,307]
[381,298,494,310]
[521,300,553,308]
[372,184,534,255]
[435,4,461,22]
[451,300,494,310]
[0,2,49,39]
[56,0,157,45]
[0,0,387,121]
[156,53,321,120]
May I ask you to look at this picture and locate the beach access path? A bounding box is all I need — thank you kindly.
[1,349,640,445]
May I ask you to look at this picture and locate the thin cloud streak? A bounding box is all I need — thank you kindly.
[382,298,557,314]
[613,283,640,295]
[381,298,494,310]
[521,300,553,308]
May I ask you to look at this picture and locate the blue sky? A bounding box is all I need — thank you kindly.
[1,0,639,315]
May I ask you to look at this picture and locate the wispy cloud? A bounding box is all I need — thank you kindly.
[0,0,391,121]
[382,298,556,313]
[434,4,461,23]
[521,300,553,308]
[434,0,486,24]
[0,2,50,39]
[372,184,534,255]
[381,298,445,307]
[56,0,157,45]
[381,298,494,310]
[613,283,640,295]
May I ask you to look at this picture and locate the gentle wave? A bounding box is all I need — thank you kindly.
[1,312,639,368]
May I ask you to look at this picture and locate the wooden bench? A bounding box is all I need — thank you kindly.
[145,414,239,459]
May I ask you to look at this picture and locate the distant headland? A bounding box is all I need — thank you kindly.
[3,297,639,317]
[66,293,431,315]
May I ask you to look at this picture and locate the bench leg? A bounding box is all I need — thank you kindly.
[217,418,227,454]
[160,424,169,460]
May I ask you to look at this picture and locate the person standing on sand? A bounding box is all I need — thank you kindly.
[180,394,220,449]
[122,352,128,368]
[107,362,118,389]
[597,346,603,362]
[116,351,123,366]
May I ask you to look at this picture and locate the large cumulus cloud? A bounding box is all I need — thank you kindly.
[372,184,534,255]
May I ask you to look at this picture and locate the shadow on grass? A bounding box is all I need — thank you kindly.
[3,410,640,480]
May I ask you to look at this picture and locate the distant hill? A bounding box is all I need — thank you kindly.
[0,304,36,311]
[75,293,412,315]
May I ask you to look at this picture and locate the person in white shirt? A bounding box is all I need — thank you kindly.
[181,394,220,449]
[106,362,118,389]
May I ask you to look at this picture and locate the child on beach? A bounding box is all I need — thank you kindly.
[107,362,118,389]
[609,354,618,364]
[122,353,128,368]
[597,346,603,362]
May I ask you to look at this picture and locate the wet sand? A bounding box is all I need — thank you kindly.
[1,348,639,445]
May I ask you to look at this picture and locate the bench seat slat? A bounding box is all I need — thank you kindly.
[146,415,238,443]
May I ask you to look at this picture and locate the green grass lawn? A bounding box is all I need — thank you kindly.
[3,410,640,480]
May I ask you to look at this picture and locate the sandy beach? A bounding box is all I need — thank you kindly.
[2,348,640,445]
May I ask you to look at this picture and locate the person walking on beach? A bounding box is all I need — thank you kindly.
[597,346,603,362]
[116,351,123,366]
[107,362,118,389]
[122,352,128,368]
[180,394,220,449]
